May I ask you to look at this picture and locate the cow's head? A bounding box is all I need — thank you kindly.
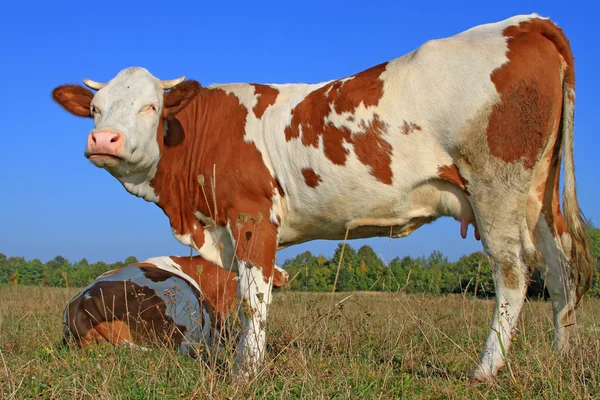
[52,67,200,180]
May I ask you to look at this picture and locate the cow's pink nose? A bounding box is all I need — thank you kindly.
[87,130,124,155]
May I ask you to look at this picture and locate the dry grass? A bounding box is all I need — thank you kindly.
[1,285,599,399]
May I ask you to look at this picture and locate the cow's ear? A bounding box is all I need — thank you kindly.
[163,80,201,118]
[52,85,94,118]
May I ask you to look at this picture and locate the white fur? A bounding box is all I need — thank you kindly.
[119,168,159,203]
[217,16,541,248]
[89,68,164,185]
[75,14,548,379]
[193,211,236,269]
[234,260,273,380]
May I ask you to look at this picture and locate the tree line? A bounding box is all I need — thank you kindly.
[0,255,139,288]
[1,225,598,298]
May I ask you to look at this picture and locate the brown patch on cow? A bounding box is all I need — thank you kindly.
[151,85,279,285]
[301,168,322,188]
[438,165,470,195]
[134,262,161,269]
[401,120,422,135]
[514,19,574,88]
[163,81,202,118]
[98,268,122,277]
[508,18,576,237]
[272,269,287,288]
[252,84,279,119]
[487,18,571,170]
[169,255,285,337]
[284,62,393,184]
[52,85,94,118]
[141,267,173,283]
[500,263,521,290]
[272,269,289,288]
[275,178,285,198]
[170,255,286,308]
[547,135,568,237]
[541,172,568,238]
[93,321,133,345]
[354,115,393,184]
[163,118,186,147]
[534,118,568,237]
[78,328,105,348]
[64,279,188,350]
[170,256,238,329]
[550,172,568,236]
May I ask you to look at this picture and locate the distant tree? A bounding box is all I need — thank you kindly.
[18,259,44,286]
[308,264,334,292]
[45,255,71,287]
[283,251,319,291]
[6,257,26,285]
[332,244,359,291]
[357,245,384,290]
[47,256,69,268]
[453,252,493,297]
[585,223,600,298]
[589,223,600,264]
[387,256,413,291]
[336,267,356,292]
[124,256,138,265]
[0,253,8,284]
[5,221,598,298]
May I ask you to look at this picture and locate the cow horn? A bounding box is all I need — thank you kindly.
[82,78,107,90]
[160,76,186,90]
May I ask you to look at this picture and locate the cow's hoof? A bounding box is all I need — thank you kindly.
[469,368,495,384]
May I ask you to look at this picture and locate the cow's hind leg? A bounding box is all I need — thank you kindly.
[458,134,539,380]
[535,217,576,354]
[530,149,581,355]
[469,191,535,381]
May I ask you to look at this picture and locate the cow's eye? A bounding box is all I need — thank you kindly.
[90,104,101,115]
[140,104,159,114]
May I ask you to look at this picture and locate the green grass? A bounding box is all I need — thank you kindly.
[1,286,599,399]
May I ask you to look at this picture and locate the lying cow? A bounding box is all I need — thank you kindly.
[63,256,288,355]
[53,14,592,380]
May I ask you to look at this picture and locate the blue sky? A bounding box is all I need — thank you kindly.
[1,0,598,266]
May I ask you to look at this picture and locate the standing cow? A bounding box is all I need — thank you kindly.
[52,14,592,381]
[63,255,289,354]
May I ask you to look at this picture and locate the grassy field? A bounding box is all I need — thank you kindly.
[1,286,599,399]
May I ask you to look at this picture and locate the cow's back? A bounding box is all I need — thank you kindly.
[218,14,546,247]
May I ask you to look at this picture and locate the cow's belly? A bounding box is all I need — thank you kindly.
[277,178,473,248]
[266,37,499,248]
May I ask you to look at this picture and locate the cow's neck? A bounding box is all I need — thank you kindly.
[118,166,160,203]
[148,86,264,245]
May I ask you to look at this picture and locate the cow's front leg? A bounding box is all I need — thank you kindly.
[228,211,279,381]
[235,259,273,379]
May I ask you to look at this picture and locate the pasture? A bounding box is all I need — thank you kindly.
[1,287,599,399]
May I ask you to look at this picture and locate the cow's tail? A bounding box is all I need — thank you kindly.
[560,80,593,305]
[538,17,594,304]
